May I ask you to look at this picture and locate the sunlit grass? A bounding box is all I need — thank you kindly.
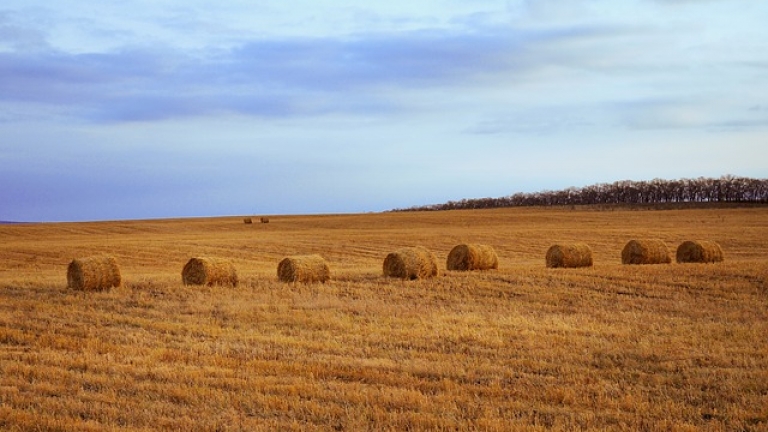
[1,207,766,430]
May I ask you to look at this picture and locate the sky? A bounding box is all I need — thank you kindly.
[1,0,767,222]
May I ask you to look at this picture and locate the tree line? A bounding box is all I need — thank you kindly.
[395,175,768,211]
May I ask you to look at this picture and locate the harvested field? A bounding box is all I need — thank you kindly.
[0,207,767,430]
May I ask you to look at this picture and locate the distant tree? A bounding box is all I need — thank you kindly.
[393,175,768,212]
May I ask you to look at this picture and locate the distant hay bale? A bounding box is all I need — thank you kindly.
[621,239,671,265]
[383,246,439,280]
[67,256,121,291]
[446,244,498,271]
[546,243,593,268]
[676,241,724,263]
[182,257,238,286]
[277,255,331,283]
[243,217,253,224]
[260,217,270,224]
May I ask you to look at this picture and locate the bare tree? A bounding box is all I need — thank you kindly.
[394,176,768,211]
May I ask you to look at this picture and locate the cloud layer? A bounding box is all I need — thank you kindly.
[1,1,766,221]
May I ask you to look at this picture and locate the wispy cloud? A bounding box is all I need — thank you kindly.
[0,20,633,123]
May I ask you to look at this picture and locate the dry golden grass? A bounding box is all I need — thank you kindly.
[0,207,767,431]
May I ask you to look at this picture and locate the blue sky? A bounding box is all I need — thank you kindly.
[1,0,766,222]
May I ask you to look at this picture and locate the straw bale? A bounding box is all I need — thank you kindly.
[182,257,239,286]
[243,217,253,224]
[278,255,331,283]
[546,243,593,268]
[383,246,439,280]
[621,239,671,265]
[67,255,121,291]
[676,240,724,263]
[446,244,498,271]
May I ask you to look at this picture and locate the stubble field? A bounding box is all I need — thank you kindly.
[1,207,767,431]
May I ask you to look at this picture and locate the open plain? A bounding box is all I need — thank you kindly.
[1,207,767,431]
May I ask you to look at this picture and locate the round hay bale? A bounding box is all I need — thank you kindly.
[277,255,331,283]
[67,255,121,291]
[243,217,253,224]
[546,243,593,268]
[182,257,238,287]
[446,244,498,271]
[383,246,439,280]
[621,239,671,265]
[676,240,724,263]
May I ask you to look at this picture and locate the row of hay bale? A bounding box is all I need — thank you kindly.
[64,244,497,290]
[181,255,333,286]
[621,239,724,265]
[65,255,332,290]
[546,239,724,268]
[65,240,723,290]
[383,244,499,280]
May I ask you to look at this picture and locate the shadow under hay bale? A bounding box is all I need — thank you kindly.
[676,240,724,263]
[621,239,671,265]
[67,255,121,291]
[182,257,238,287]
[278,255,330,283]
[446,244,498,271]
[383,246,439,280]
[546,243,593,268]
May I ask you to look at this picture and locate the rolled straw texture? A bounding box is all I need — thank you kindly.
[621,239,671,265]
[67,255,121,291]
[676,241,724,263]
[546,243,594,268]
[383,246,439,280]
[446,244,498,271]
[182,257,238,286]
[277,255,331,283]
